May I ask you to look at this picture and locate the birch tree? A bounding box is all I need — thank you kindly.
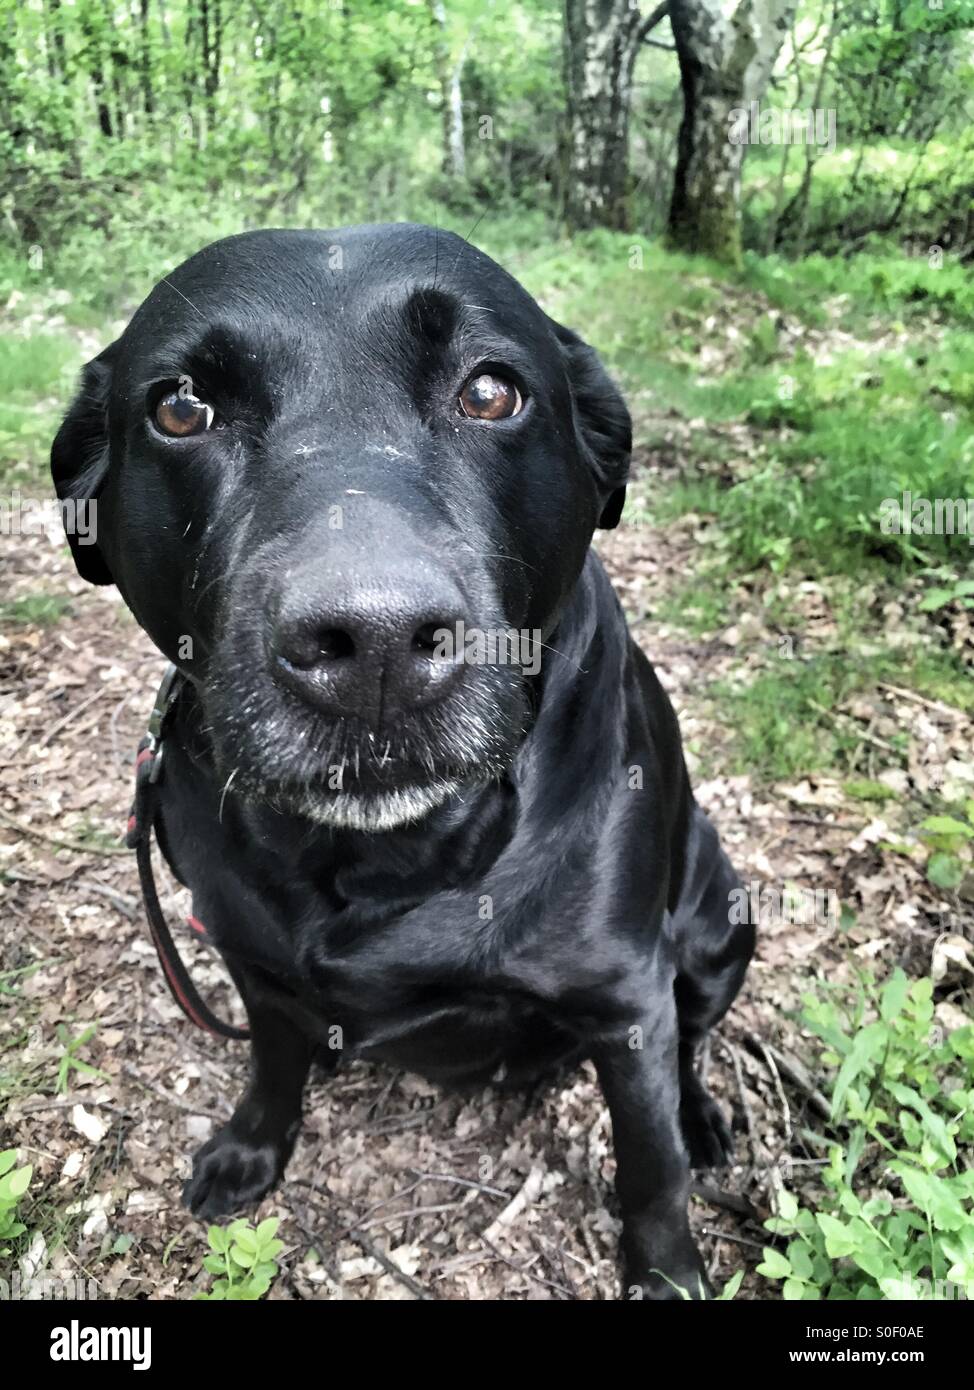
[666,0,797,266]
[563,0,668,230]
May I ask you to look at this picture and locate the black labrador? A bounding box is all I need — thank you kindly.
[51,224,752,1299]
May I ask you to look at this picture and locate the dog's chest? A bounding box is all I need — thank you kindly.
[235,886,588,1086]
[165,762,631,1081]
[254,944,580,1087]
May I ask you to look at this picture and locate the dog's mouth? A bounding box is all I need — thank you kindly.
[204,664,529,831]
[220,749,509,832]
[251,771,472,831]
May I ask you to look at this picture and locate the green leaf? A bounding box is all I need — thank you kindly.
[928,852,964,889]
[5,1165,32,1198]
[880,968,911,1023]
[851,1245,887,1280]
[717,1270,744,1301]
[862,1194,893,1222]
[838,1187,862,1217]
[832,1021,886,1120]
[787,1241,814,1279]
[843,779,894,803]
[919,589,957,612]
[892,1165,968,1232]
[816,1213,858,1258]
[208,1226,230,1254]
[232,1225,259,1254]
[879,1274,921,1299]
[920,815,974,838]
[763,1217,795,1235]
[756,1248,792,1279]
[887,1082,957,1164]
[776,1190,799,1222]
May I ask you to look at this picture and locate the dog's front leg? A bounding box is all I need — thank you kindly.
[594,996,708,1301]
[183,985,314,1221]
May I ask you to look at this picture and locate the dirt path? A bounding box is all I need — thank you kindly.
[1,439,970,1299]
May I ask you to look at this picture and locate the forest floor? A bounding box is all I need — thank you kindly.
[1,255,972,1300]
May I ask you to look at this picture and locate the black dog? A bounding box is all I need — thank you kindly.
[52,224,752,1299]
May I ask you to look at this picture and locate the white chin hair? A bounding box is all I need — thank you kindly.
[300,781,462,832]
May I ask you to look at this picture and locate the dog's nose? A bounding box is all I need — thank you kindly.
[272,573,468,723]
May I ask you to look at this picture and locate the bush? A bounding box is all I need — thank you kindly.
[0,1150,33,1256]
[758,969,974,1300]
[196,1218,285,1300]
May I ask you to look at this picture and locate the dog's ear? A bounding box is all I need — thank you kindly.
[552,321,631,529]
[50,342,118,585]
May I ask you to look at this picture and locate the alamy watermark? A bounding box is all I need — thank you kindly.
[728,102,837,153]
[880,491,974,546]
[50,1319,151,1370]
[730,880,839,929]
[431,621,542,677]
[0,491,96,546]
[0,1271,99,1299]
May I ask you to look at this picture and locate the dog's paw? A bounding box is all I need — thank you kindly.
[182,1127,287,1220]
[681,1075,734,1170]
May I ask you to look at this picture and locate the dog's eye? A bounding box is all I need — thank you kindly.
[154,391,215,437]
[458,373,522,421]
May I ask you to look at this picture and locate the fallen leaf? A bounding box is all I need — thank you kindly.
[931,933,974,984]
[71,1104,109,1144]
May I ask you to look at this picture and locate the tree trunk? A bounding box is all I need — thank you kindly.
[80,8,115,138]
[43,0,67,80]
[428,0,466,181]
[139,0,154,117]
[667,0,796,266]
[563,1,665,231]
[446,53,466,179]
[200,0,222,127]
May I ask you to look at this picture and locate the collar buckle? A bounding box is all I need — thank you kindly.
[147,662,181,742]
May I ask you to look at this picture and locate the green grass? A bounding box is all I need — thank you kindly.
[514,231,737,418]
[656,578,730,638]
[518,231,974,575]
[712,654,867,780]
[745,249,974,328]
[0,332,84,484]
[721,338,974,571]
[709,643,970,783]
[0,333,81,398]
[758,967,974,1302]
[843,779,898,803]
[654,557,973,783]
[0,594,73,625]
[0,986,111,1269]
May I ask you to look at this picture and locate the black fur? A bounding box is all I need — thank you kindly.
[52,225,753,1300]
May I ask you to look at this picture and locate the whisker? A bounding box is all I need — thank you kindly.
[219,767,239,822]
[161,278,206,320]
[537,642,587,673]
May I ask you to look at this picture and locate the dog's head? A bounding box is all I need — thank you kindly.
[52,225,630,830]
